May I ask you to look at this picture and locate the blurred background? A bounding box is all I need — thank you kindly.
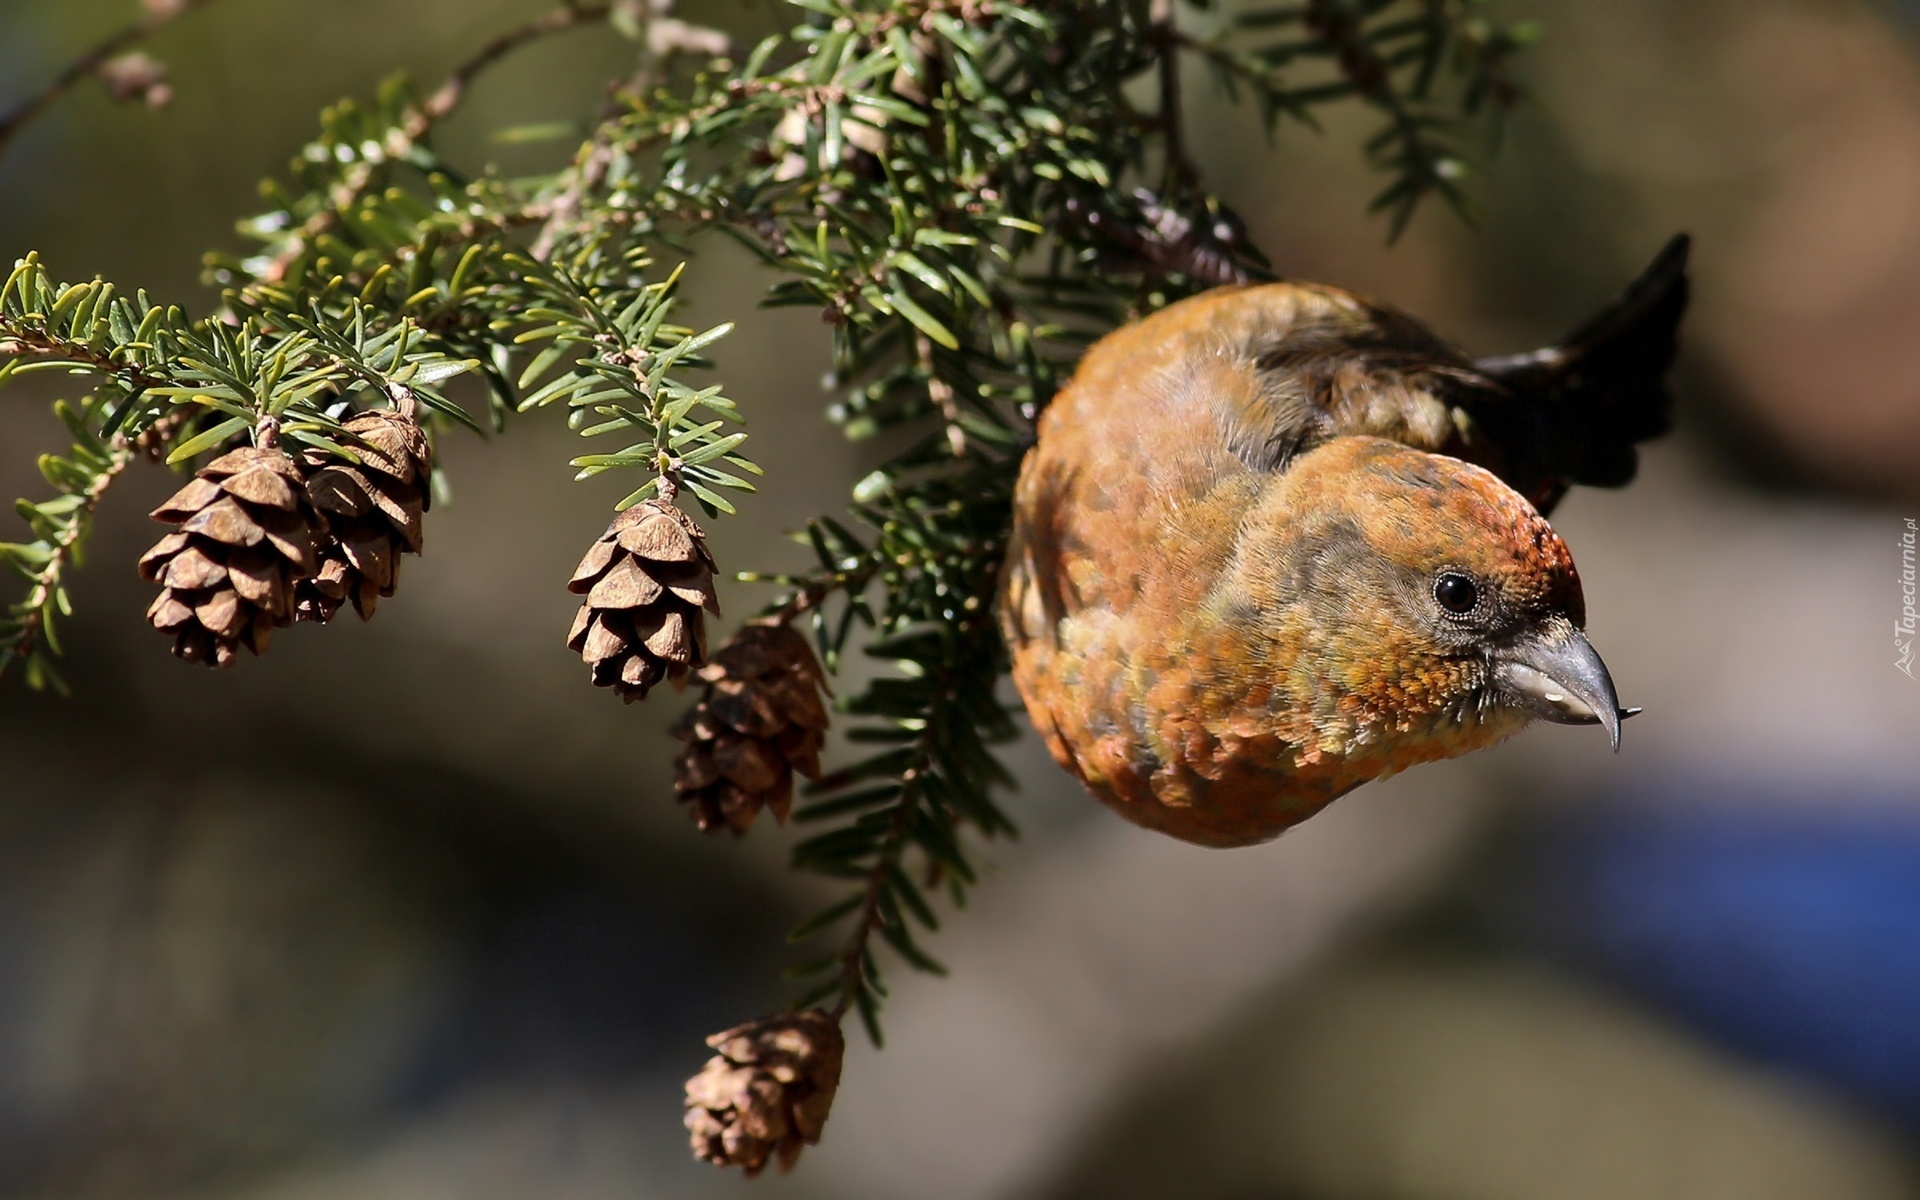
[4,0,1920,1196]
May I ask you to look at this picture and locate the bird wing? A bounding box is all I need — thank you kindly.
[1129,234,1693,514]
[1469,234,1692,511]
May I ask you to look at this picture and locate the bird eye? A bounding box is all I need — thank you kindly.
[1433,571,1480,616]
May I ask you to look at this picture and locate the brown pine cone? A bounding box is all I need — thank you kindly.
[672,623,830,835]
[565,498,719,701]
[684,1010,845,1176]
[295,409,433,624]
[138,446,322,666]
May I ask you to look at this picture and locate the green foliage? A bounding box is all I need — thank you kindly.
[768,459,1018,1042]
[0,0,1532,1047]
[1200,0,1538,236]
[0,393,131,695]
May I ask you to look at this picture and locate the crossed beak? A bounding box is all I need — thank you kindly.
[1492,627,1639,752]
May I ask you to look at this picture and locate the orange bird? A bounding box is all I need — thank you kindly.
[1000,237,1689,847]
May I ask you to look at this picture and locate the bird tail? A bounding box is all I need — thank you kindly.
[1476,234,1692,494]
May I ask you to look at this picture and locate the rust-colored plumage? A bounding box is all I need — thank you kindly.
[1000,237,1689,847]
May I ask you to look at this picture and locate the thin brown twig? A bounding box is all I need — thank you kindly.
[260,1,615,283]
[0,322,166,392]
[1148,0,1193,187]
[0,0,223,163]
[813,606,1001,1030]
[531,136,619,261]
[530,9,737,260]
[420,2,614,132]
[527,56,651,262]
[826,777,919,1024]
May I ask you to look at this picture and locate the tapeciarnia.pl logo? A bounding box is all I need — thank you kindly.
[1900,517,1917,679]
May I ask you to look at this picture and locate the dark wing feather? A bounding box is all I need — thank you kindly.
[1470,234,1692,511]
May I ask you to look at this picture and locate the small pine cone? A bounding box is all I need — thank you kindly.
[138,447,322,667]
[684,1010,845,1176]
[672,623,830,835]
[565,499,719,702]
[295,409,433,624]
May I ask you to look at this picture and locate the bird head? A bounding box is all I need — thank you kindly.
[1225,436,1631,760]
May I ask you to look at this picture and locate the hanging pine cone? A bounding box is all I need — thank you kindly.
[672,622,830,834]
[295,408,433,624]
[684,1010,845,1176]
[566,498,718,701]
[138,444,323,666]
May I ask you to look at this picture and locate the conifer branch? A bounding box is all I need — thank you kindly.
[824,776,920,1035]
[0,432,131,689]
[1,0,1543,1166]
[530,17,743,261]
[0,324,166,393]
[750,558,886,627]
[260,2,617,284]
